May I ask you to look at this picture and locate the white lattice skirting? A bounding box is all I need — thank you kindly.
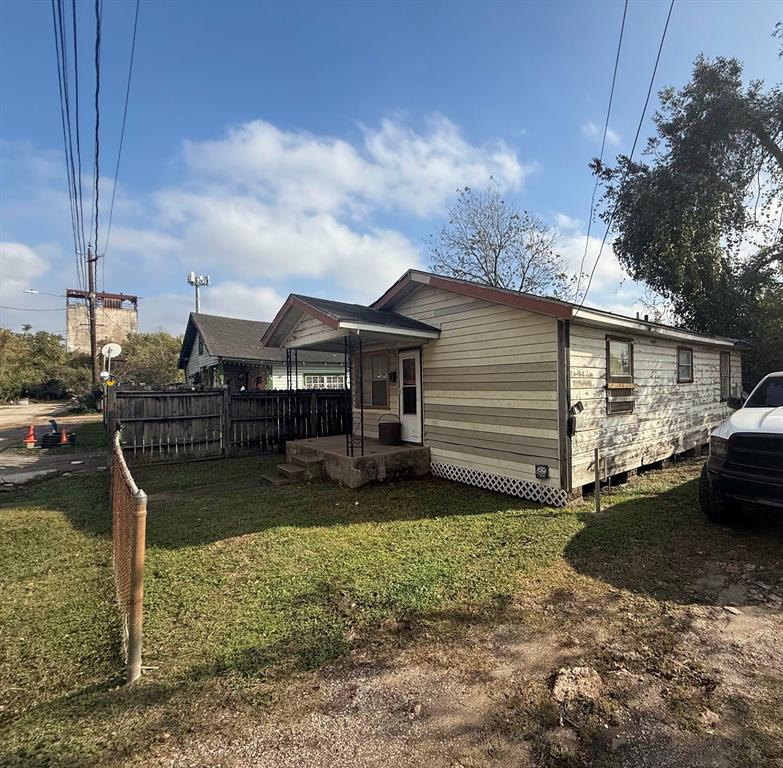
[431,462,568,507]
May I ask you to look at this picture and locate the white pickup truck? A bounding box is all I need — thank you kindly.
[700,371,783,522]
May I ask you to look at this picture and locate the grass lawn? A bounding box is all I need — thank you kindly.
[1,454,781,766]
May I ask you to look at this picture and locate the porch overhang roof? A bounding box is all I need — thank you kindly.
[261,294,440,352]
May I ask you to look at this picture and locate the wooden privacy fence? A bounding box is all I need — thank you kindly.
[105,388,349,463]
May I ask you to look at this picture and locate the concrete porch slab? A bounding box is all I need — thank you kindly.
[286,435,430,489]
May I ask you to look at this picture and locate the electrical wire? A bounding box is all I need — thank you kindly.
[71,0,87,262]
[575,0,675,315]
[0,305,63,312]
[101,0,141,271]
[90,0,103,254]
[574,0,628,300]
[50,0,84,290]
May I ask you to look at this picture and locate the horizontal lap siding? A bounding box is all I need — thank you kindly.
[569,323,741,487]
[394,285,561,486]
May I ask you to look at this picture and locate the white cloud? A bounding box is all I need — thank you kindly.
[1,116,533,327]
[0,242,54,331]
[183,114,528,219]
[581,121,620,147]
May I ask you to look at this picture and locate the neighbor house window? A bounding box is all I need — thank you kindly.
[304,374,345,390]
[720,352,731,401]
[677,347,694,383]
[198,335,204,355]
[356,353,388,408]
[606,336,634,415]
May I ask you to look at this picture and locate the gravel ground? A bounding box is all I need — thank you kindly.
[139,563,783,768]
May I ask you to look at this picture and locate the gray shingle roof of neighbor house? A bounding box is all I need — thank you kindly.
[177,313,344,369]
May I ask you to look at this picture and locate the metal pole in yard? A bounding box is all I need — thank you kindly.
[127,487,147,684]
[594,446,601,514]
[358,335,364,457]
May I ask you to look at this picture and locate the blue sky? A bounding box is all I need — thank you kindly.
[1,0,780,335]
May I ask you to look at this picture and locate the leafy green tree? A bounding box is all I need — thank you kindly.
[111,331,184,388]
[0,329,91,401]
[594,54,782,383]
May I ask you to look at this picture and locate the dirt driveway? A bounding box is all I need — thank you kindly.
[144,465,783,768]
[0,401,104,486]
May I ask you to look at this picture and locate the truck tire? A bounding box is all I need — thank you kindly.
[699,465,740,524]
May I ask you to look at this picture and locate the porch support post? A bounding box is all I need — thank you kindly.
[344,335,350,457]
[358,335,364,457]
[293,348,299,390]
[286,348,292,390]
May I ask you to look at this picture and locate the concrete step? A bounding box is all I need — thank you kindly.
[292,454,324,468]
[278,463,306,480]
[260,472,292,486]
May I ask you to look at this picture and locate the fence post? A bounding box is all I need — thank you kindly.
[127,487,147,684]
[222,388,231,457]
[594,446,601,514]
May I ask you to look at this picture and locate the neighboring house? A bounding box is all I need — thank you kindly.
[262,270,744,505]
[178,312,345,391]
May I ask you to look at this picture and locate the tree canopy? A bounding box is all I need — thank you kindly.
[594,54,782,382]
[0,329,91,402]
[111,331,184,388]
[428,182,575,298]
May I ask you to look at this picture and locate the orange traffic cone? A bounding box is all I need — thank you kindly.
[60,428,69,446]
[25,424,36,449]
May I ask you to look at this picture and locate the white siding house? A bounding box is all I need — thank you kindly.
[262,271,744,504]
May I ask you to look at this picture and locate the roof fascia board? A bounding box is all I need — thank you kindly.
[338,321,440,338]
[428,276,572,319]
[573,310,737,347]
[262,294,340,348]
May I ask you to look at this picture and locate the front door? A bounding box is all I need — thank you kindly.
[398,349,422,443]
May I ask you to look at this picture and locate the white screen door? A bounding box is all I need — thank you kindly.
[398,349,422,443]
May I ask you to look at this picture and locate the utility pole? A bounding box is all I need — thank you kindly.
[187,272,210,313]
[87,245,100,383]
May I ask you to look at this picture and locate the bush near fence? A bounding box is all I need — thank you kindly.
[104,388,350,464]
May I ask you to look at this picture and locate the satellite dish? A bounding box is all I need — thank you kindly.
[101,342,122,359]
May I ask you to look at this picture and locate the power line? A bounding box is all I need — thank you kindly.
[70,0,87,261]
[50,0,84,290]
[574,0,628,300]
[0,305,63,312]
[90,0,103,253]
[575,0,675,315]
[101,0,141,266]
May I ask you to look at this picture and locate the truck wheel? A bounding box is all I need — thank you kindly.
[699,465,740,524]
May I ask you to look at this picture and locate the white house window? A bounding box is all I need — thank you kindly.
[303,374,345,390]
[606,336,634,415]
[719,352,731,401]
[357,353,388,408]
[677,347,694,383]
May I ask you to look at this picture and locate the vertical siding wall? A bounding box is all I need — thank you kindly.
[394,286,562,487]
[569,323,742,488]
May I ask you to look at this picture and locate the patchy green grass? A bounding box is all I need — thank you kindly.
[2,455,780,766]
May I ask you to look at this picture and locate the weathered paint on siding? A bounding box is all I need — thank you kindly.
[392,285,561,485]
[184,332,218,383]
[569,322,742,488]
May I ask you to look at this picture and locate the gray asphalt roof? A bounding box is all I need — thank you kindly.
[292,294,439,332]
[179,313,343,367]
